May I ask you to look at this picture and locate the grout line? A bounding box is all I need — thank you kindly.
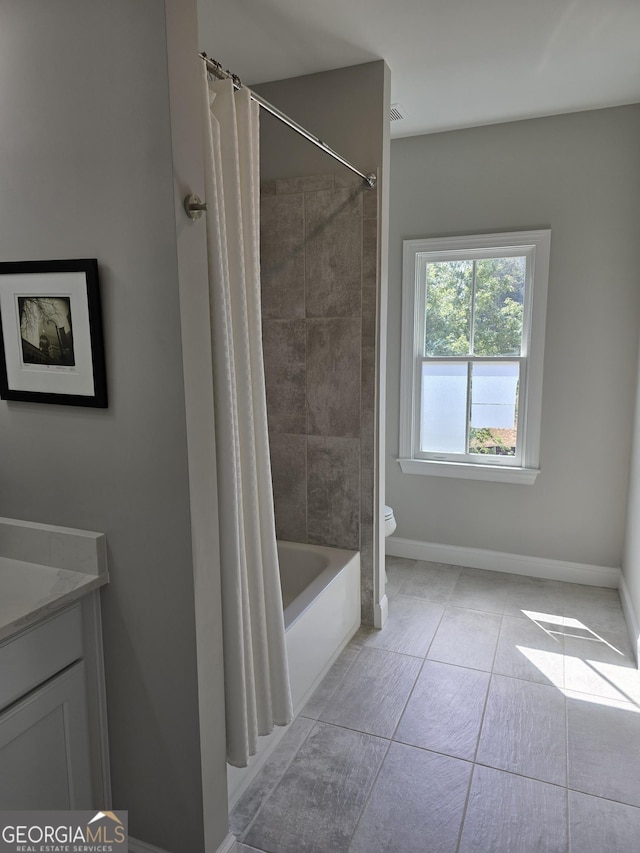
[563,685,640,707]
[389,737,475,766]
[305,718,393,743]
[455,607,505,852]
[381,602,450,747]
[301,642,365,720]
[393,593,506,618]
[359,642,433,662]
[565,786,640,809]
[455,762,477,853]
[471,758,566,789]
[345,735,393,852]
[234,718,315,844]
[301,186,309,545]
[387,654,429,743]
[459,760,570,791]
[564,619,571,853]
[346,600,447,849]
[566,770,572,853]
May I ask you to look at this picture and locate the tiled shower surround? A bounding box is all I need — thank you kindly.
[261,171,378,623]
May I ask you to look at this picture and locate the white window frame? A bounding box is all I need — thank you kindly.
[398,230,551,485]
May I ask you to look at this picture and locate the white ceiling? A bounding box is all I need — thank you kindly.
[198,0,640,138]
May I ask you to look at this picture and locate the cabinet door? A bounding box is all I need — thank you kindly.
[0,661,93,809]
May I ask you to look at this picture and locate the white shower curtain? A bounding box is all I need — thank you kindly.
[201,69,292,767]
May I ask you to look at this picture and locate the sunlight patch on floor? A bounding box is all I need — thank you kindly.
[516,610,640,710]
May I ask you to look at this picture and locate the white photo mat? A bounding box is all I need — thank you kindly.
[0,271,96,397]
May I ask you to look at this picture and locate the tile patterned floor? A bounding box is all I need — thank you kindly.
[230,558,640,852]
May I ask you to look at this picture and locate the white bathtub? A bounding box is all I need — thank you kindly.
[227,539,361,807]
[279,540,361,710]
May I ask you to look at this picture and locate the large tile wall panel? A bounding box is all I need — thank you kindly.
[260,193,305,319]
[361,347,376,410]
[264,361,307,435]
[262,318,306,366]
[262,317,307,435]
[361,285,377,349]
[362,217,377,289]
[307,436,360,550]
[359,522,374,624]
[269,433,307,542]
[305,188,362,318]
[276,174,334,194]
[307,318,361,437]
[360,408,375,469]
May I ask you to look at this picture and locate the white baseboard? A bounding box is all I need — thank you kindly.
[216,833,238,853]
[129,831,237,853]
[619,574,640,668]
[374,594,388,628]
[386,536,621,589]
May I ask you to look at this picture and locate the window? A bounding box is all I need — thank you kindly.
[398,230,551,484]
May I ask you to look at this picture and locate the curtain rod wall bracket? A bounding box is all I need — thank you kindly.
[184,193,207,221]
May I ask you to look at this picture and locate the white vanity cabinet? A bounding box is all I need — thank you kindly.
[0,517,111,810]
[0,597,109,809]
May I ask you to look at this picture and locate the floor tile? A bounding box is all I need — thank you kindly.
[562,584,625,634]
[364,595,444,657]
[349,742,472,853]
[243,722,388,853]
[477,674,567,785]
[567,690,640,807]
[502,574,570,620]
[384,556,416,595]
[427,606,501,671]
[348,625,377,648]
[458,765,568,853]
[233,561,639,853]
[568,790,640,853]
[395,660,489,760]
[493,613,565,687]
[449,567,512,613]
[564,628,640,704]
[397,560,461,603]
[301,643,361,719]
[230,716,315,836]
[318,647,422,737]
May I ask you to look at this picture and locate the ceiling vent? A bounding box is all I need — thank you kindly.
[390,103,407,122]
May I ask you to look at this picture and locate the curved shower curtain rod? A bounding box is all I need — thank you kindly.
[200,53,377,189]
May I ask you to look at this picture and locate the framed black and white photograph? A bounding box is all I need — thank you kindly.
[0,259,107,407]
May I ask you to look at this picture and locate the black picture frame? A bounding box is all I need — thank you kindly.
[0,259,107,407]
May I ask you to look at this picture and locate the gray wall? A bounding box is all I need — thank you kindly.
[0,3,224,850]
[387,105,640,568]
[623,341,640,640]
[253,62,387,183]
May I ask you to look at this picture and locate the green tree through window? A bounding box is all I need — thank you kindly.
[425,256,525,358]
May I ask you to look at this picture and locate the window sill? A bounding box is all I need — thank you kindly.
[397,458,540,485]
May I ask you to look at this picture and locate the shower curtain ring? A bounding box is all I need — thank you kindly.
[184,193,207,221]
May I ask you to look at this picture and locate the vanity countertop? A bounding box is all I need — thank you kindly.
[0,517,108,643]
